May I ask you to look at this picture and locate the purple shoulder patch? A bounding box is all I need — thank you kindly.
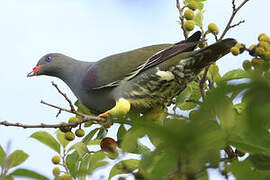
[82,64,98,90]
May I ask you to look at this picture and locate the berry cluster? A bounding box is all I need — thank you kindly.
[183,1,198,31]
[59,117,85,141]
[231,33,270,74]
[51,155,72,180]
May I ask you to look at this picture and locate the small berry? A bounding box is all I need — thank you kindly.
[68,117,79,127]
[61,173,72,180]
[264,51,270,60]
[254,47,266,57]
[187,0,198,10]
[65,131,75,141]
[52,167,61,176]
[184,20,195,31]
[258,33,270,42]
[242,60,252,71]
[184,9,194,20]
[52,155,61,165]
[251,58,264,69]
[59,122,71,133]
[208,23,219,35]
[84,121,93,127]
[235,43,245,54]
[75,129,85,137]
[231,47,240,56]
[100,137,117,153]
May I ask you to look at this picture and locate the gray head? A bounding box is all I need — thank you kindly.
[27,53,74,78]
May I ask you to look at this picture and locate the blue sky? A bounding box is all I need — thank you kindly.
[0,0,269,179]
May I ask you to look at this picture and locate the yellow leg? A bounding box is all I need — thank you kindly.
[98,98,131,118]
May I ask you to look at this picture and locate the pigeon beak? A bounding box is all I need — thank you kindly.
[27,65,43,77]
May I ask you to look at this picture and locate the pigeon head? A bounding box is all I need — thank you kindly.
[27,53,73,78]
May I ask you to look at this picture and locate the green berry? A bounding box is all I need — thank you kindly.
[187,1,198,10]
[242,60,252,71]
[68,117,79,127]
[251,58,264,69]
[208,23,219,35]
[59,122,71,133]
[84,121,93,127]
[184,9,194,20]
[61,173,72,180]
[75,129,85,137]
[65,131,75,141]
[184,20,195,31]
[254,47,266,57]
[258,33,270,43]
[52,155,61,165]
[231,47,240,56]
[52,167,61,176]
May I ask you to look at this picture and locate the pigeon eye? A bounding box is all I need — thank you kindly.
[46,56,52,62]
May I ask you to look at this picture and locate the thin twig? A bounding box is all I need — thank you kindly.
[219,0,249,40]
[51,81,76,112]
[199,66,209,100]
[176,0,188,39]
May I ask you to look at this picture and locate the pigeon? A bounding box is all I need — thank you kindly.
[27,31,236,118]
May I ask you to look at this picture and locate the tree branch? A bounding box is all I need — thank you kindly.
[51,81,76,112]
[219,0,249,40]
[176,0,188,39]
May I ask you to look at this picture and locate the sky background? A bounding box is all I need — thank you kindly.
[0,0,269,179]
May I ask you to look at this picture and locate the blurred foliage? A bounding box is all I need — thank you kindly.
[2,0,270,180]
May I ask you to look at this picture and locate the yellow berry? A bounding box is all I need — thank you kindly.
[52,155,61,165]
[65,131,75,141]
[251,58,264,69]
[61,173,72,180]
[242,60,252,71]
[52,167,61,176]
[68,117,79,128]
[184,20,195,31]
[208,23,219,35]
[184,9,194,20]
[187,1,198,10]
[231,47,240,56]
[264,51,270,60]
[254,47,266,57]
[59,122,71,133]
[75,129,85,137]
[249,44,257,51]
[258,33,270,42]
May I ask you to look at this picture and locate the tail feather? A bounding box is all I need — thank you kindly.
[190,38,237,69]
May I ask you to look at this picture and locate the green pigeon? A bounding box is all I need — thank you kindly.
[27,31,236,118]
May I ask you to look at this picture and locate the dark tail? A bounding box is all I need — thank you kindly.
[191,38,237,69]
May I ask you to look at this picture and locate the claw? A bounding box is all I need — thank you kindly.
[98,111,110,119]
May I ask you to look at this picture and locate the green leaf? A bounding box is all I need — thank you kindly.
[5,175,14,180]
[151,152,177,180]
[117,124,128,141]
[9,168,49,180]
[121,127,146,153]
[88,151,108,175]
[7,150,28,169]
[74,142,89,157]
[75,100,91,115]
[221,69,249,82]
[193,10,204,27]
[56,130,70,148]
[66,151,79,177]
[249,154,270,170]
[0,145,6,167]
[233,103,246,114]
[109,159,140,179]
[82,128,99,144]
[87,139,101,145]
[30,131,60,154]
[95,127,107,140]
[78,153,91,177]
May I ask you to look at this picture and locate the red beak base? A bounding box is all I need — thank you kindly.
[27,65,43,77]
